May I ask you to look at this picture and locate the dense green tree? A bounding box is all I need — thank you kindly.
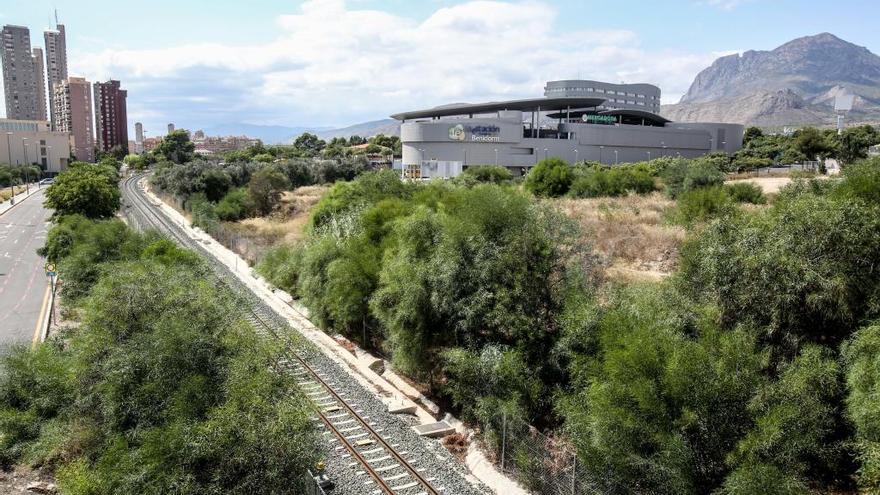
[247,165,290,215]
[559,284,767,494]
[743,126,764,146]
[200,168,232,202]
[793,127,836,161]
[680,188,880,356]
[0,219,320,493]
[154,130,195,164]
[843,322,880,491]
[836,125,880,165]
[460,165,513,184]
[524,157,573,197]
[730,345,848,487]
[44,164,120,219]
[122,154,147,171]
[293,133,326,156]
[662,158,726,198]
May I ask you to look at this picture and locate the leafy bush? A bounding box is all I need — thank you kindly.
[524,157,573,197]
[44,164,120,219]
[442,346,541,426]
[680,192,880,354]
[461,165,513,184]
[670,185,735,225]
[558,283,767,494]
[214,187,251,221]
[663,159,726,198]
[568,165,655,198]
[0,219,320,493]
[834,157,880,204]
[724,182,766,204]
[256,244,304,294]
[843,322,880,491]
[247,165,290,215]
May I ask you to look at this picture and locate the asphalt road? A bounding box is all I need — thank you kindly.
[0,190,52,346]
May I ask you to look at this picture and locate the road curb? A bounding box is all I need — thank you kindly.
[0,186,41,218]
[40,278,56,343]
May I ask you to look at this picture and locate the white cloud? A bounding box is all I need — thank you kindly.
[65,0,721,130]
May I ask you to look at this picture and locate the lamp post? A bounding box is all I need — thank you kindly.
[22,140,30,194]
[4,132,11,165]
[647,151,651,161]
[599,145,604,164]
[5,132,12,200]
[660,141,665,157]
[573,149,579,163]
[462,148,467,167]
[46,146,52,182]
[494,148,498,166]
[614,149,619,165]
[543,148,548,161]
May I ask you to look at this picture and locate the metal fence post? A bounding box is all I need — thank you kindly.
[571,452,577,495]
[501,411,507,472]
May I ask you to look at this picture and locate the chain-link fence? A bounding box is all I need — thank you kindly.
[156,191,272,264]
[485,412,617,495]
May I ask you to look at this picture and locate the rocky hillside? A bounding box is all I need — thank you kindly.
[662,33,880,126]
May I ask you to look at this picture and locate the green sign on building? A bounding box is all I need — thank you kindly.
[582,114,617,124]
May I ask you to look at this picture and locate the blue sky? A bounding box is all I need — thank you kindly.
[2,0,878,137]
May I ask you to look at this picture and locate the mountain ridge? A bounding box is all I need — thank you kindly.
[665,33,880,126]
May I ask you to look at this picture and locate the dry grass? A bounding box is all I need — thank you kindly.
[555,192,685,280]
[234,185,328,245]
[0,185,31,203]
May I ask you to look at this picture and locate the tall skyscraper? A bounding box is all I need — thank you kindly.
[1,25,41,120]
[44,24,68,130]
[32,47,47,121]
[135,122,144,154]
[167,123,175,134]
[94,80,129,153]
[53,77,95,162]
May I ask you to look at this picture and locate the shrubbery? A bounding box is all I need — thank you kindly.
[663,158,726,198]
[568,164,656,198]
[524,157,573,197]
[44,163,120,219]
[724,182,766,204]
[460,165,513,184]
[1,218,319,493]
[259,171,591,424]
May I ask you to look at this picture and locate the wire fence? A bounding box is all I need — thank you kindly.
[485,412,616,495]
[156,191,272,264]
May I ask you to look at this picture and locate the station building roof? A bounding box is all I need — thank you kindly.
[390,97,605,121]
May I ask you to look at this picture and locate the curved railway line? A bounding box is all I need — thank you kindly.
[121,174,446,495]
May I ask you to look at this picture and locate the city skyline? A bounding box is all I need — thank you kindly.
[2,0,880,135]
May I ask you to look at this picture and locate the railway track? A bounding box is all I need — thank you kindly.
[121,174,444,495]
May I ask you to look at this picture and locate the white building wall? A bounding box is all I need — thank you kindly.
[0,120,71,172]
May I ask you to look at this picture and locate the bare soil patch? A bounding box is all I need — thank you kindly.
[555,193,685,279]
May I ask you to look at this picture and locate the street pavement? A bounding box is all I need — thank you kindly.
[0,190,52,346]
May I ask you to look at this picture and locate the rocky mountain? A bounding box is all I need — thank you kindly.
[662,33,880,127]
[315,119,400,140]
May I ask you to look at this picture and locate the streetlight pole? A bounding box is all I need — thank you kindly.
[599,146,604,164]
[4,132,12,200]
[463,148,467,167]
[22,140,29,194]
[46,146,52,184]
[614,149,619,165]
[573,149,578,163]
[647,151,651,161]
[543,148,548,161]
[494,148,498,166]
[4,132,11,165]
